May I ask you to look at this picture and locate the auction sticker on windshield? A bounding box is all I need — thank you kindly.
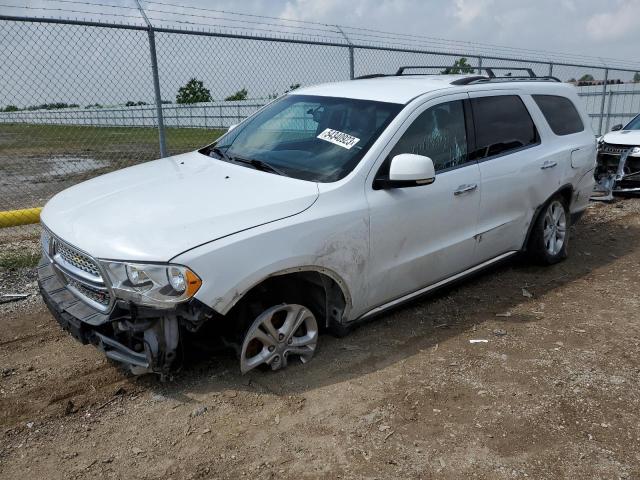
[317,128,360,149]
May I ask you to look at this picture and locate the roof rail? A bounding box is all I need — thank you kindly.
[451,75,562,85]
[354,73,390,80]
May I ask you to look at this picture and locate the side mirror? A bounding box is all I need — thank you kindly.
[228,123,239,132]
[611,124,623,131]
[374,154,435,190]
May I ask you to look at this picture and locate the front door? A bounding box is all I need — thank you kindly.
[365,94,481,310]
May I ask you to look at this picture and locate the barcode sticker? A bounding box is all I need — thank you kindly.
[317,128,360,149]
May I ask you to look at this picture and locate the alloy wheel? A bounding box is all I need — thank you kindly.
[240,304,318,374]
[543,200,567,256]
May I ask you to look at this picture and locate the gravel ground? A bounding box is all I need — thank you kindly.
[1,199,640,479]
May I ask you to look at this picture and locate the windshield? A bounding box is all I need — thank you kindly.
[204,94,402,182]
[624,114,640,130]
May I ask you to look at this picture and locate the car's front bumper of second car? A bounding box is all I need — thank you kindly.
[593,145,640,200]
[38,254,215,376]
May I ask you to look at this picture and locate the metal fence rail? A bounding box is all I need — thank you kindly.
[1,6,640,232]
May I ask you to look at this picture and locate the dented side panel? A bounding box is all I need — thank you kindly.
[172,189,369,320]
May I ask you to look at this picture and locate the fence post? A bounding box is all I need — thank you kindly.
[598,68,609,136]
[548,63,553,77]
[336,25,354,79]
[136,0,167,158]
[477,56,483,74]
[604,89,614,133]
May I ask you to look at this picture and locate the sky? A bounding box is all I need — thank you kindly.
[3,0,640,65]
[1,0,639,108]
[210,0,640,64]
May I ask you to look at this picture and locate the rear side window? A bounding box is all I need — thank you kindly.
[470,95,539,160]
[532,94,584,135]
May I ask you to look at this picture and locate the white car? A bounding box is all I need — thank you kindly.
[593,114,640,198]
[38,68,596,377]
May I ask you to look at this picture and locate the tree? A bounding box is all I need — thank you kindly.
[567,78,577,83]
[285,83,301,92]
[225,88,248,101]
[634,72,640,83]
[2,105,19,112]
[441,57,474,74]
[579,74,594,82]
[176,78,212,104]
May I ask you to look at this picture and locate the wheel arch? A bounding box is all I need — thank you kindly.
[221,265,352,328]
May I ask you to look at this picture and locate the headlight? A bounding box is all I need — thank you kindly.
[631,146,640,156]
[101,261,202,308]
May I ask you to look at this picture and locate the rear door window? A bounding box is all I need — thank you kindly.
[470,95,539,160]
[532,94,584,135]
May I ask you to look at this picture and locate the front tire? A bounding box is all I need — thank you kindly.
[528,195,570,265]
[239,303,319,374]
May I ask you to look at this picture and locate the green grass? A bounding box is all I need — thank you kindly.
[0,123,224,157]
[0,250,40,270]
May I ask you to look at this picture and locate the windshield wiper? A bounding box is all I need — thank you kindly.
[209,146,233,162]
[232,156,287,176]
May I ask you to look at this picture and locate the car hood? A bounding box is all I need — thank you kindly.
[41,151,319,261]
[602,130,640,146]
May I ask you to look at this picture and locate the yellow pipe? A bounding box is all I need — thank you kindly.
[0,207,42,228]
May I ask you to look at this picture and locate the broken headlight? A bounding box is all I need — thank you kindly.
[101,261,202,308]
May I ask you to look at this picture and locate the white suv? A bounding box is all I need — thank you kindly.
[38,68,596,376]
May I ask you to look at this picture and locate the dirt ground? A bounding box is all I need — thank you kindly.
[2,200,640,479]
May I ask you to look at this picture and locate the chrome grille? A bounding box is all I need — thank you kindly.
[53,239,101,278]
[41,229,51,256]
[42,227,113,313]
[600,144,631,156]
[68,278,111,307]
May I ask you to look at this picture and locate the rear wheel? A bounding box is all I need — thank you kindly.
[528,195,570,265]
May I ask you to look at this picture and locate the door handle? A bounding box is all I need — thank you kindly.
[540,160,558,170]
[453,184,478,196]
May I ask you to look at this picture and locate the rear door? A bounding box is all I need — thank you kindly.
[531,93,596,214]
[468,91,558,262]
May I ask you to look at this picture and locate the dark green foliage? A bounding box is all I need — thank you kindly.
[176,78,212,104]
[441,58,474,74]
[225,88,248,101]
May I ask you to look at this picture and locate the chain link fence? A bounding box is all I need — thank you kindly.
[1,8,640,237]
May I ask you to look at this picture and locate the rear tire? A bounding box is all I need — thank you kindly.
[528,195,570,265]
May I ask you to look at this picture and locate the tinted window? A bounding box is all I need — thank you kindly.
[207,95,402,182]
[389,100,468,172]
[470,95,538,160]
[624,114,640,130]
[533,95,584,135]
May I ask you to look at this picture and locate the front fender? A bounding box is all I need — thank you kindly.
[171,207,368,319]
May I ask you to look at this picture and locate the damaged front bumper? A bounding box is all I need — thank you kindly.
[592,145,640,201]
[38,256,214,376]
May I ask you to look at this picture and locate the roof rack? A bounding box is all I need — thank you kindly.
[395,65,538,77]
[354,66,562,84]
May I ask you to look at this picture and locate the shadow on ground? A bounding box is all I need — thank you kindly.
[143,215,638,401]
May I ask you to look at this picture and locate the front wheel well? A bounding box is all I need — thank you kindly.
[228,271,348,332]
